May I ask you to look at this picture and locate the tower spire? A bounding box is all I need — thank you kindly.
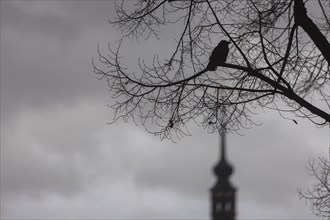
[210,129,236,220]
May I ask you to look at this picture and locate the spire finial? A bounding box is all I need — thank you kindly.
[220,128,226,160]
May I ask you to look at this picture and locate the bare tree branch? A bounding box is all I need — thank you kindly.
[299,151,330,219]
[94,0,330,139]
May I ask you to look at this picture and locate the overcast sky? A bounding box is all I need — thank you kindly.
[1,1,329,219]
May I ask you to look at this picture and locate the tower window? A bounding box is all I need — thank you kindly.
[225,202,231,211]
[216,202,223,212]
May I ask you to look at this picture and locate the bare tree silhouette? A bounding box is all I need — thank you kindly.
[299,152,330,219]
[93,0,330,140]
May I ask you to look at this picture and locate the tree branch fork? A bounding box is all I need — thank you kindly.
[94,46,330,126]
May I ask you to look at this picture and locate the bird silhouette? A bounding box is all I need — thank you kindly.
[207,40,231,71]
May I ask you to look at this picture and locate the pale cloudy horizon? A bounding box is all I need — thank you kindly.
[1,1,328,219]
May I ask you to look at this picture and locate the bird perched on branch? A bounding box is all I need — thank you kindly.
[207,40,231,71]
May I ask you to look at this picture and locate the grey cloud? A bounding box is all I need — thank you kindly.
[1,141,83,198]
[1,6,114,124]
[1,101,123,199]
[1,100,151,199]
[54,1,117,26]
[125,112,325,219]
[0,98,321,219]
[1,1,80,44]
[132,130,216,197]
[2,180,208,219]
[0,103,104,198]
[1,1,327,219]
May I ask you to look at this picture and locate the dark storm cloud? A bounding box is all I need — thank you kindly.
[0,1,117,122]
[0,1,148,202]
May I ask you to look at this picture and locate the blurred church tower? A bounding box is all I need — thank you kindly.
[210,129,236,220]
